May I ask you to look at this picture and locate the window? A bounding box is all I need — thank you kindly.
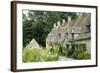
[86,24,91,33]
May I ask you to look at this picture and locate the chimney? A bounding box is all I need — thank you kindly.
[68,16,71,23]
[62,19,65,25]
[67,16,71,26]
[77,13,83,17]
[57,21,60,26]
[53,23,56,28]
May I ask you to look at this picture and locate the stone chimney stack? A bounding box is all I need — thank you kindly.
[62,19,65,25]
[57,21,60,26]
[68,16,71,23]
[56,21,60,28]
[67,16,71,26]
[77,13,83,18]
[53,23,56,28]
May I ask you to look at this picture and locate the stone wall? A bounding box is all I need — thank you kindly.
[74,39,91,53]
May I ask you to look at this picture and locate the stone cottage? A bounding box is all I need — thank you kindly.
[46,13,91,53]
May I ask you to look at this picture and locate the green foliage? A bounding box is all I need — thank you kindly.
[23,48,43,62]
[23,48,59,62]
[69,50,91,60]
[57,44,67,56]
[67,49,74,57]
[61,47,68,56]
[58,45,63,55]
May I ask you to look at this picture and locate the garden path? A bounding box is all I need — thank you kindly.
[59,56,75,61]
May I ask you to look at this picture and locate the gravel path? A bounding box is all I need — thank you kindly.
[59,56,74,61]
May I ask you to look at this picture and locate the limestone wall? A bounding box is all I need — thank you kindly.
[74,39,91,53]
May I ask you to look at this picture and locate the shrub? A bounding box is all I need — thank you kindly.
[23,48,59,62]
[58,45,68,56]
[67,49,74,57]
[61,47,68,56]
[71,51,91,60]
[23,48,46,62]
[49,48,59,60]
[77,51,91,59]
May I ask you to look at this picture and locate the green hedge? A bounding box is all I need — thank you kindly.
[23,48,59,62]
